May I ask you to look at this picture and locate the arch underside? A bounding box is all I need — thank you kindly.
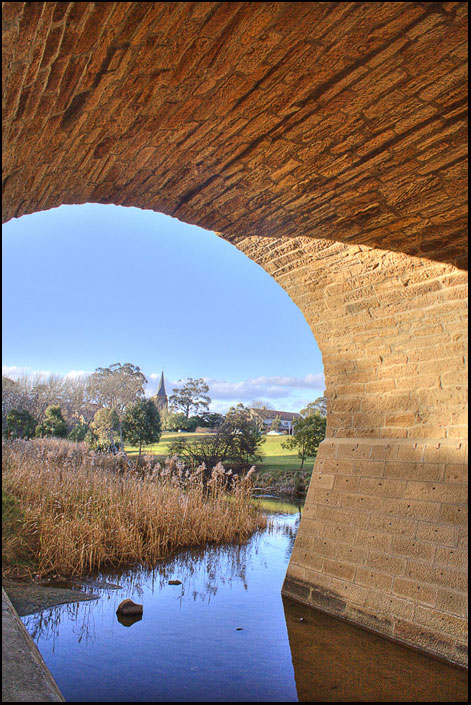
[2,2,467,666]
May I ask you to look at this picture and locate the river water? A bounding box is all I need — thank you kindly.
[21,497,467,702]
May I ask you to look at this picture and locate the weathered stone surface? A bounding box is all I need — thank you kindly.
[116,599,143,616]
[2,2,468,268]
[2,2,467,666]
[282,438,468,667]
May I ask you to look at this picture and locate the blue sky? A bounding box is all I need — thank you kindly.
[2,204,324,413]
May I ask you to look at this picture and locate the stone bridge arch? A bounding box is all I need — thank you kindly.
[2,2,467,666]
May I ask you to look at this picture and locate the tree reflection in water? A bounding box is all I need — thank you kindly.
[23,600,97,651]
[21,504,302,648]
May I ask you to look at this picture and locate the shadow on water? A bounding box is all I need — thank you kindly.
[21,497,467,702]
[284,597,467,702]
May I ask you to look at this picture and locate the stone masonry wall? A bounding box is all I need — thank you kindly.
[284,438,467,666]
[2,2,468,268]
[232,235,468,666]
[230,236,467,440]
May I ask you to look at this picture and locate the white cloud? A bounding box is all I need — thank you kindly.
[144,372,324,413]
[2,366,93,381]
[203,373,324,401]
[2,365,53,379]
[64,370,92,379]
[199,374,325,414]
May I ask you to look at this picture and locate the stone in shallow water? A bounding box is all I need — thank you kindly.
[116,599,143,616]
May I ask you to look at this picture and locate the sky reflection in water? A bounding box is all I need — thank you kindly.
[22,496,467,703]
[22,499,302,702]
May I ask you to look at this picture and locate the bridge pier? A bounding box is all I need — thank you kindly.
[282,437,467,666]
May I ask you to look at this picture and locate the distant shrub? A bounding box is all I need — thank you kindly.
[4,408,37,439]
[68,422,89,443]
[35,405,68,438]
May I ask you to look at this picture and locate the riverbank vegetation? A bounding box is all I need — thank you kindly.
[126,432,319,494]
[2,438,265,579]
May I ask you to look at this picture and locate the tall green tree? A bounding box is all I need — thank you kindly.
[164,412,198,432]
[169,378,211,418]
[282,411,326,468]
[4,408,37,439]
[87,363,147,449]
[91,408,120,446]
[68,422,89,443]
[168,403,263,474]
[123,399,162,463]
[192,411,225,429]
[35,405,68,439]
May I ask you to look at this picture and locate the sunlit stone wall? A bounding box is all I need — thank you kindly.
[231,235,467,666]
[2,2,467,666]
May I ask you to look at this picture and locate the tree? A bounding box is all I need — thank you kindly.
[2,375,39,429]
[163,412,186,431]
[27,373,67,422]
[168,403,263,474]
[68,422,89,443]
[4,408,37,439]
[123,399,162,463]
[62,375,91,425]
[35,405,68,438]
[282,412,326,468]
[162,412,196,432]
[300,394,327,418]
[270,414,281,432]
[250,400,273,410]
[2,373,91,430]
[223,404,264,468]
[169,378,211,418]
[191,411,224,429]
[91,408,120,446]
[2,377,28,433]
[87,363,147,448]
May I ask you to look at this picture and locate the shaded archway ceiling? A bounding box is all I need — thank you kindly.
[2,2,468,269]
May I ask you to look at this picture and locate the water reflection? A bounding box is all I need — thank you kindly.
[25,599,98,650]
[284,597,468,702]
[22,508,297,645]
[117,613,142,628]
[22,499,301,702]
[20,497,466,702]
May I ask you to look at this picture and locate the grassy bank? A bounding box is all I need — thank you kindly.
[126,432,318,494]
[2,438,265,579]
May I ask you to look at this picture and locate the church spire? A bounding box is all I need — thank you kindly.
[156,370,166,397]
[153,371,168,413]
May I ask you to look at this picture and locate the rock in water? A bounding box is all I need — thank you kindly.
[116,599,143,616]
[117,612,142,628]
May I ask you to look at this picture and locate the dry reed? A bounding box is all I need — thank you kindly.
[2,438,266,578]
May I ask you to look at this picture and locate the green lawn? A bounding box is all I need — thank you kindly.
[125,432,316,474]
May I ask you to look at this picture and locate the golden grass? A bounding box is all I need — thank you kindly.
[2,438,266,578]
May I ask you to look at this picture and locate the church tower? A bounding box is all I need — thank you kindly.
[153,371,168,413]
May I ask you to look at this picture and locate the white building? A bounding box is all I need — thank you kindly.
[249,408,301,434]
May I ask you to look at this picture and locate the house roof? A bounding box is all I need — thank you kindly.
[250,409,301,421]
